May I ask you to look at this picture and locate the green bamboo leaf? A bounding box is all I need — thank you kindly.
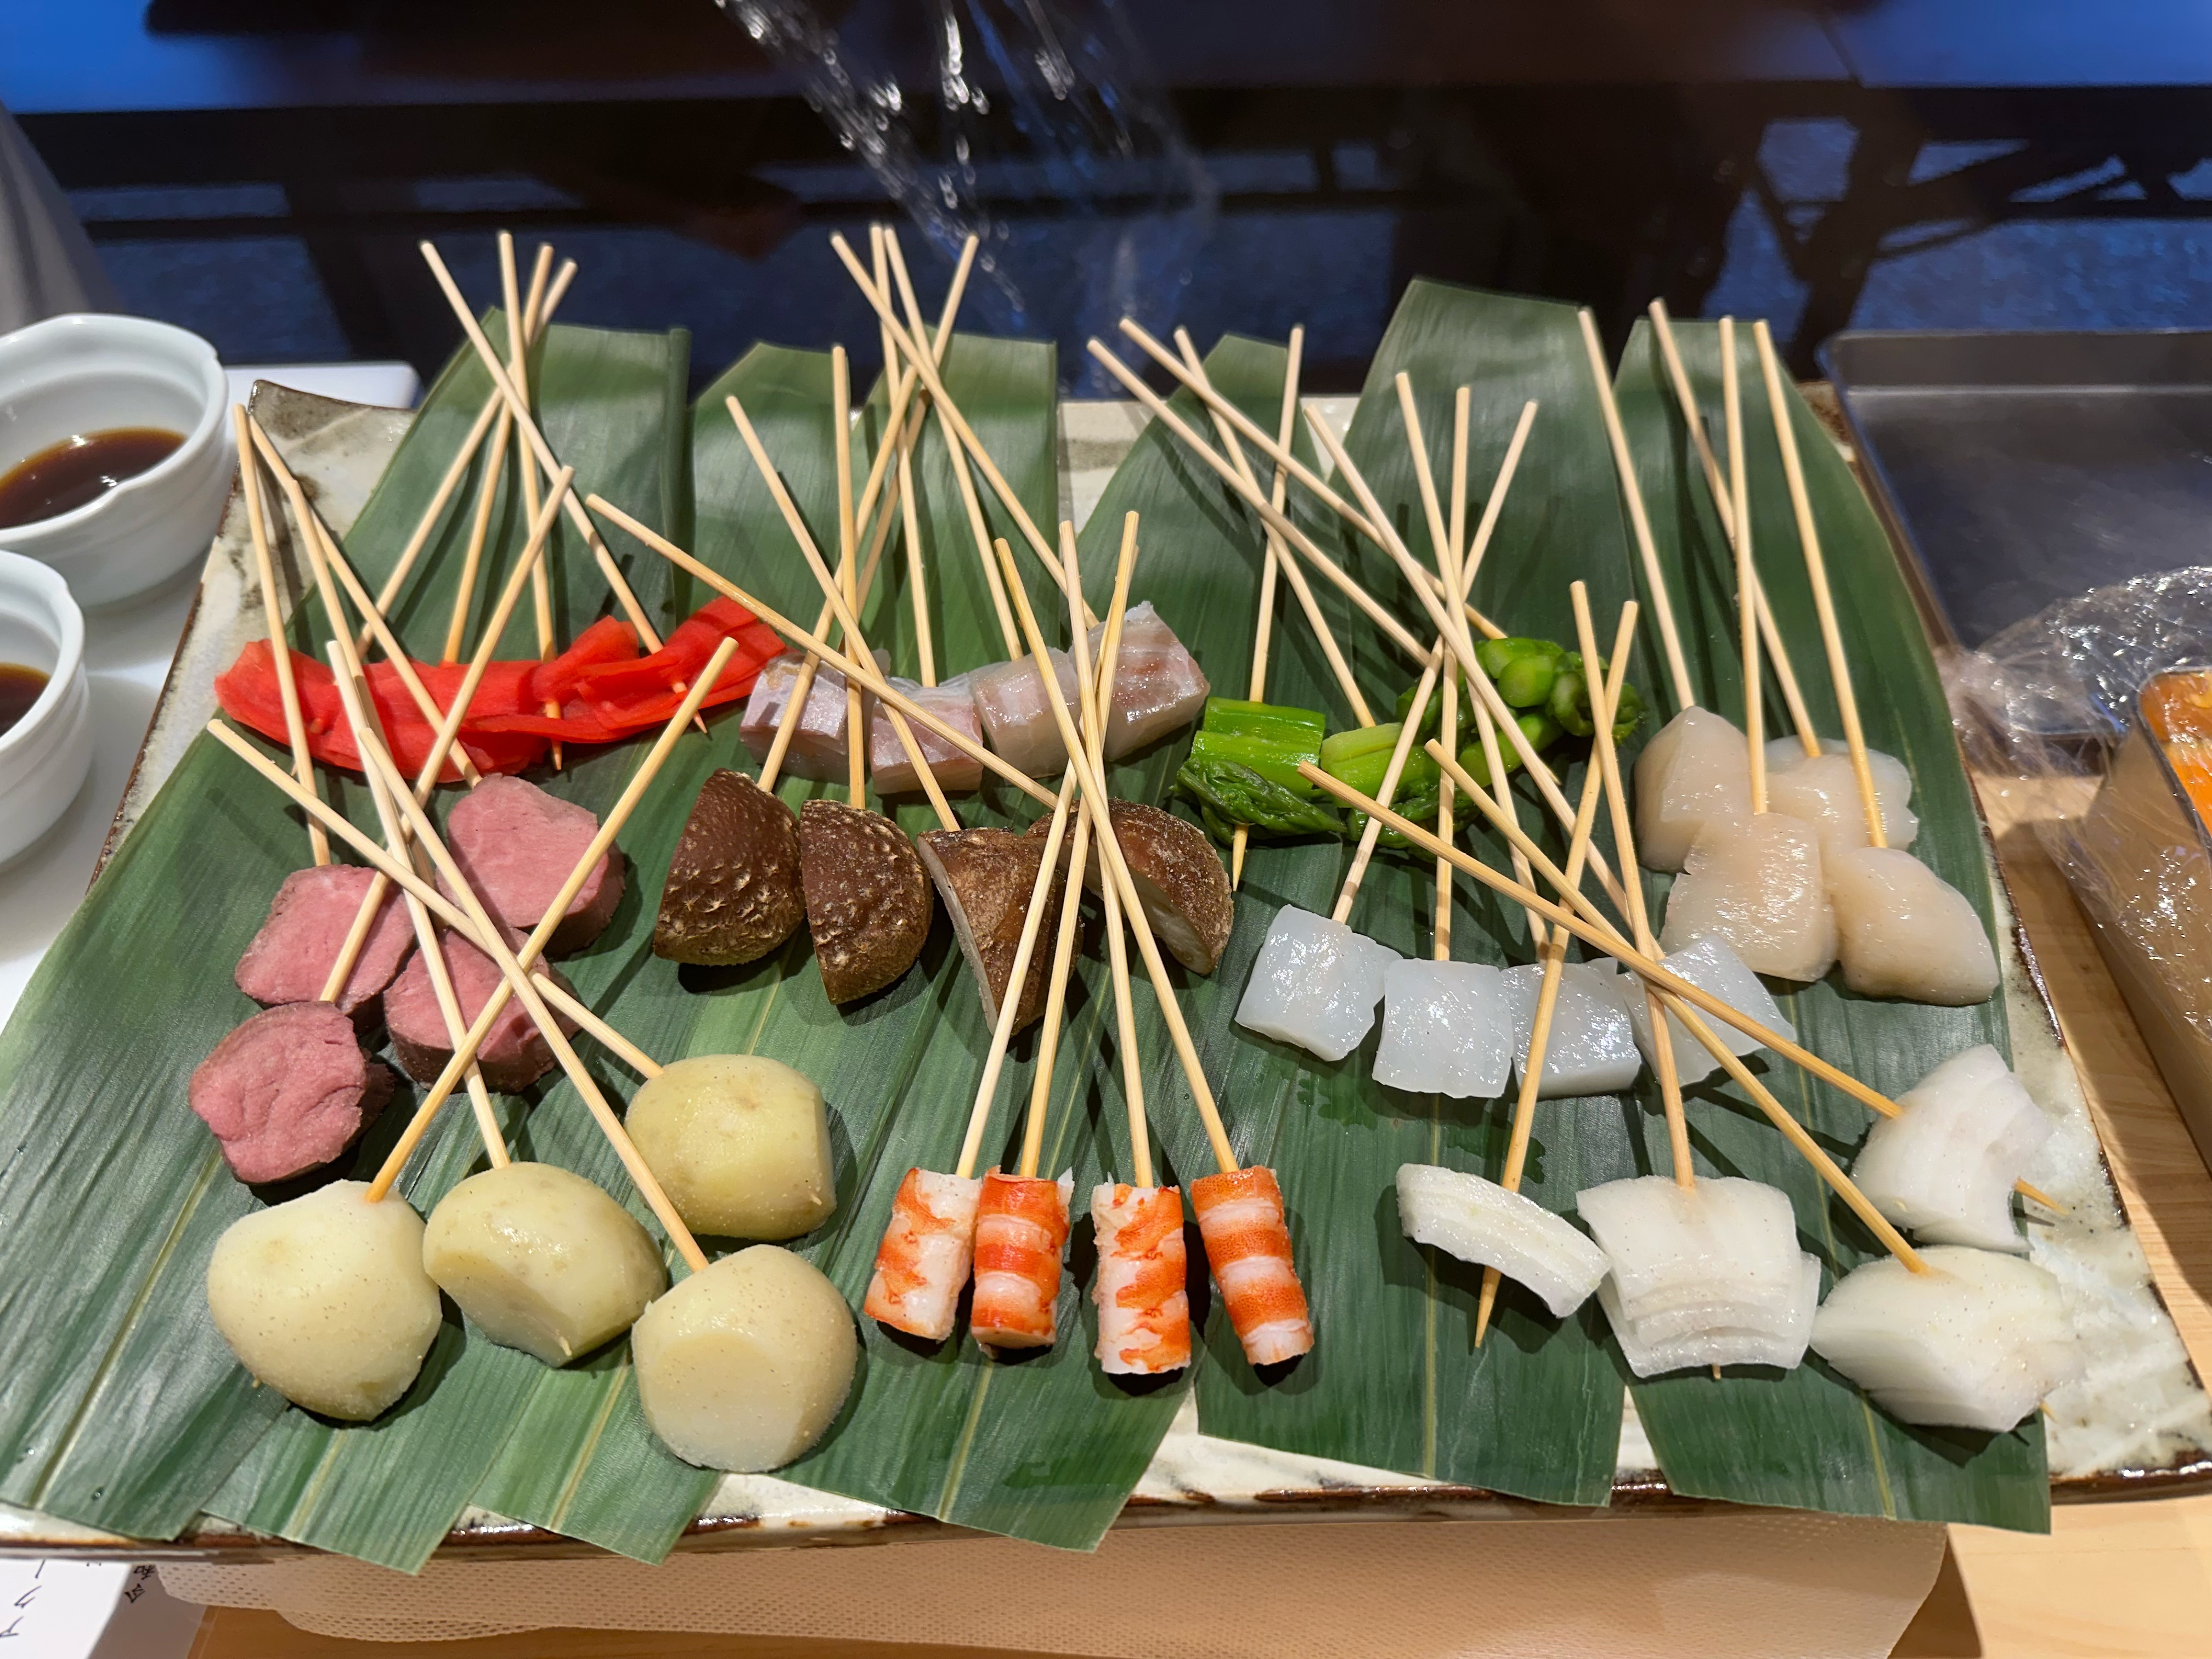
[1609,318,2045,1530]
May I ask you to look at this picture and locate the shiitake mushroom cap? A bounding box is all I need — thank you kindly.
[913,827,1063,1034]
[1028,798,1232,975]
[653,769,805,967]
[799,799,933,1004]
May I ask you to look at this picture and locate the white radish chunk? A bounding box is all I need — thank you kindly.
[1764,740,1918,855]
[1852,1044,2052,1252]
[1374,960,1514,1098]
[633,1245,858,1471]
[1633,708,1751,872]
[1661,812,1837,983]
[1500,962,1643,1097]
[1234,906,1400,1062]
[1810,1245,2081,1431]
[206,1180,443,1421]
[1616,934,1795,1088]
[1826,847,2000,1006]
[1395,1164,1610,1317]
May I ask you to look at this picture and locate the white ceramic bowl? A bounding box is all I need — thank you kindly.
[0,314,230,608]
[0,550,91,867]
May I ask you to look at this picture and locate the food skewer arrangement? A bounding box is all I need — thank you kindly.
[0,230,2111,1568]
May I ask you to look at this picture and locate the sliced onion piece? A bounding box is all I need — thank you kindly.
[1599,1253,1821,1376]
[1395,1163,1609,1318]
[1852,1043,2053,1253]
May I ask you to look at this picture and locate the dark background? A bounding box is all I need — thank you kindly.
[12,0,2212,391]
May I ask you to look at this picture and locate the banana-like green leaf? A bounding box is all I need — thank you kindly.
[1610,319,2045,1531]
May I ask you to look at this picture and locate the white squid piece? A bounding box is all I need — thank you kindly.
[1373,960,1514,1098]
[1661,812,1837,983]
[1617,934,1796,1088]
[1235,906,1401,1063]
[1395,1164,1610,1318]
[1633,708,1751,872]
[1500,961,1643,1098]
[1852,1044,2052,1252]
[1825,846,2000,1006]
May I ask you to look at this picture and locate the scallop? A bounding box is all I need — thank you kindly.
[1825,847,2000,1006]
[1764,741,1918,857]
[1632,708,1750,872]
[1660,812,1836,983]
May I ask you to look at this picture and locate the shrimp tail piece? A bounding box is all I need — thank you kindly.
[1090,1183,1192,1375]
[970,1170,1073,1350]
[1192,1165,1314,1366]
[863,1168,983,1342]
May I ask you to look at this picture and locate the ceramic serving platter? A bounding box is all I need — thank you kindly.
[3,381,2204,1561]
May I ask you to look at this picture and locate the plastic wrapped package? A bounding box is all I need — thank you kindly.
[1951,567,2212,1169]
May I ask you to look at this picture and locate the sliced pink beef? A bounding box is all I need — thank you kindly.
[190,1001,392,1184]
[234,865,416,1015]
[383,928,578,1093]
[442,775,624,957]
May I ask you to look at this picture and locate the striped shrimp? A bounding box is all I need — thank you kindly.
[1191,1165,1314,1365]
[862,1168,982,1342]
[1090,1183,1190,1375]
[970,1170,1073,1349]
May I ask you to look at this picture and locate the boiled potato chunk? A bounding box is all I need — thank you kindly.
[205,1180,443,1421]
[422,1164,668,1365]
[627,1054,835,1240]
[633,1245,857,1471]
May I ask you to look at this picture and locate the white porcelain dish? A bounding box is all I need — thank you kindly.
[0,314,230,607]
[0,550,90,866]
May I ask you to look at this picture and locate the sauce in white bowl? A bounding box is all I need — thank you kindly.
[0,551,92,867]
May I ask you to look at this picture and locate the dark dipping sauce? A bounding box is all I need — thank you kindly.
[0,427,184,529]
[0,664,49,738]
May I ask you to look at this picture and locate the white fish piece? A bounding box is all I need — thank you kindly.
[1395,1163,1610,1318]
[1810,1245,2082,1431]
[1826,845,2000,1006]
[1619,934,1795,1088]
[868,673,985,795]
[1234,905,1400,1063]
[1599,1252,1820,1376]
[1085,601,1210,759]
[740,648,889,783]
[1577,1174,1805,1327]
[1374,960,1514,1098]
[1633,708,1751,872]
[1500,962,1642,1098]
[1764,742,1919,856]
[1852,1044,2052,1252]
[1661,812,1837,982]
[972,648,1081,777]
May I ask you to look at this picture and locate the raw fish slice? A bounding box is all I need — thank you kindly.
[971,649,1080,777]
[1633,708,1751,872]
[739,650,889,783]
[1577,1175,1805,1324]
[1661,812,1836,982]
[1090,1183,1191,1375]
[1852,1043,2052,1252]
[1190,1166,1314,1365]
[868,673,984,795]
[862,1168,981,1342]
[1234,906,1400,1063]
[1394,1164,1609,1318]
[1810,1245,2081,1430]
[1763,741,1918,855]
[1600,1253,1820,1376]
[1374,960,1513,1098]
[1499,962,1642,1098]
[1084,601,1210,759]
[1826,846,2000,1006]
[1617,934,1795,1088]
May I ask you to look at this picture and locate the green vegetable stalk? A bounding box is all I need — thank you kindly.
[1173,698,1339,840]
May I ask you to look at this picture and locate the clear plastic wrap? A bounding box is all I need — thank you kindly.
[1948,568,2212,1165]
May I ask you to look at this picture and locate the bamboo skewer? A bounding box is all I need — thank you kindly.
[346,724,708,1271]
[417,242,663,652]
[508,240,565,759]
[1578,308,1695,715]
[1074,514,1153,1188]
[596,498,1056,809]
[1084,342,1428,662]
[995,531,1240,1175]
[1722,320,1767,815]
[443,370,517,662]
[874,228,938,687]
[1647,301,1817,753]
[233,404,327,866]
[1331,653,1441,925]
[1472,607,1639,1343]
[1020,770,1091,1182]
[365,255,575,644]
[1303,759,1927,1273]
[1572,584,1693,1189]
[833,348,867,808]
[955,775,1076,1181]
[243,416,486,789]
[1756,319,1886,847]
[1173,328,1372,731]
[1300,405,1633,920]
[1435,386,1470,959]
[325,641,508,1167]
[828,233,1092,625]
[1232,324,1306,888]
